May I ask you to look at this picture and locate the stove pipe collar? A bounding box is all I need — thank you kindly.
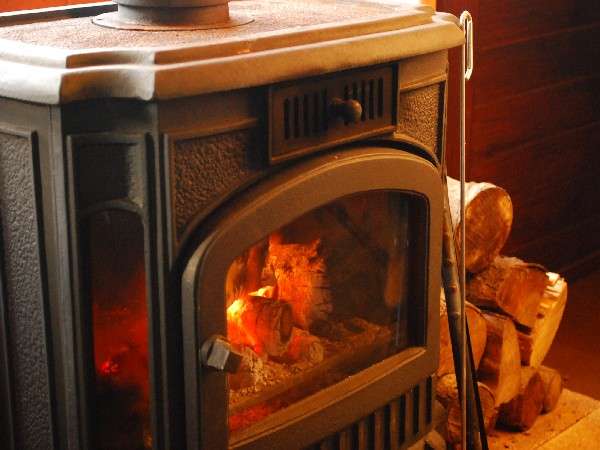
[93,0,253,31]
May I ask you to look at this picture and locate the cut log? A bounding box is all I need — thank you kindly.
[438,293,488,376]
[467,256,548,329]
[477,312,521,406]
[274,328,324,364]
[446,176,513,273]
[498,367,545,430]
[436,373,497,446]
[263,238,333,329]
[538,366,563,413]
[517,273,568,367]
[227,296,293,357]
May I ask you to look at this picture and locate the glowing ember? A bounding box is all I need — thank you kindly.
[227,293,293,356]
[99,359,120,376]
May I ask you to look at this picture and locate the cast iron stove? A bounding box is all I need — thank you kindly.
[0,1,463,449]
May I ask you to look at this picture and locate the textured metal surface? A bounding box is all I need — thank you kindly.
[0,131,53,450]
[397,83,444,155]
[0,0,402,49]
[170,128,261,240]
[305,377,434,450]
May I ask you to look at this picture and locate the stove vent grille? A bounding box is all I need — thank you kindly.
[305,376,435,450]
[270,65,396,162]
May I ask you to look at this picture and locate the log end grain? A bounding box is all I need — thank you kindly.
[477,312,521,406]
[498,367,545,431]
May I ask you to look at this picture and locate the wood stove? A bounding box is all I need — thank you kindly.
[0,1,463,449]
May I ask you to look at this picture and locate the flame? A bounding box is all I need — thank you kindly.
[227,297,259,350]
[227,298,245,320]
[249,285,276,298]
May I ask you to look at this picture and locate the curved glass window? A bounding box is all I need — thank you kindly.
[224,191,423,437]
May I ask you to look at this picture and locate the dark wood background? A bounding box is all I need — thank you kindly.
[438,0,600,277]
[0,0,89,12]
[3,0,599,276]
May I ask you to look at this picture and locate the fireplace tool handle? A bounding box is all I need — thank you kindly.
[459,10,472,450]
[442,10,488,450]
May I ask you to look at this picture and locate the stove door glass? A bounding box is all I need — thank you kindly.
[87,210,151,450]
[225,190,420,437]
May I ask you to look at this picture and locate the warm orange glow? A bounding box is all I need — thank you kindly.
[227,297,245,319]
[227,297,260,350]
[93,264,149,414]
[250,285,276,298]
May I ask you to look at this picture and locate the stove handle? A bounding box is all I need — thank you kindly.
[330,97,363,123]
[200,335,243,373]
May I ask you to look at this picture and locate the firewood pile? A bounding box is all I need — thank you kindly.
[437,177,568,447]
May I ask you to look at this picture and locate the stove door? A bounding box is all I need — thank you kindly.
[181,147,442,450]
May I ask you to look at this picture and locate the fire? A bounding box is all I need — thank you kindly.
[227,298,245,320]
[226,288,293,357]
[227,297,260,350]
[93,264,150,414]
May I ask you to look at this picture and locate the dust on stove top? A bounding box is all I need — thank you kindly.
[0,0,406,50]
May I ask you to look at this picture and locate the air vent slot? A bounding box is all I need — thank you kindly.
[305,377,435,450]
[270,65,395,162]
[412,385,421,435]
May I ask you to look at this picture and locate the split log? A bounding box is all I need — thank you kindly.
[538,366,563,413]
[274,328,324,364]
[446,176,513,273]
[263,238,333,329]
[498,367,545,430]
[477,312,521,406]
[517,273,568,367]
[228,347,264,390]
[438,293,488,376]
[227,296,293,357]
[436,373,497,446]
[467,256,548,329]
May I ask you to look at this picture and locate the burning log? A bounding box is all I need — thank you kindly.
[228,346,265,390]
[538,366,563,413]
[467,256,548,329]
[436,373,497,446]
[498,367,545,430]
[227,295,293,357]
[275,328,325,364]
[477,312,521,406]
[263,238,333,329]
[517,273,568,367]
[446,176,513,273]
[438,293,488,376]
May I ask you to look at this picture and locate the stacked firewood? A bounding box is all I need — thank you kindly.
[437,177,567,447]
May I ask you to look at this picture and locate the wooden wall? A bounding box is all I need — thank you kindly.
[438,0,600,277]
[0,0,91,12]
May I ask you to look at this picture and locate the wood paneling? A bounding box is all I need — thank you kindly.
[472,76,600,152]
[438,0,600,275]
[477,0,600,50]
[475,26,600,103]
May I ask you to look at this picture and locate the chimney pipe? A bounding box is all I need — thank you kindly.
[93,0,252,31]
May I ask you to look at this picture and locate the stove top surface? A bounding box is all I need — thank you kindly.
[0,0,419,50]
[0,0,462,104]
